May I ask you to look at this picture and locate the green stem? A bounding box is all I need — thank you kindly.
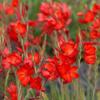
[61,81,67,100]
[4,69,10,100]
[24,88,32,100]
[16,77,22,100]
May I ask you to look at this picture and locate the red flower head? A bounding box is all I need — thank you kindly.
[78,10,95,24]
[12,0,19,7]
[41,57,58,80]
[2,52,22,69]
[5,6,15,15]
[60,40,78,58]
[90,18,100,39]
[34,52,41,65]
[83,43,96,64]
[7,82,17,100]
[15,21,27,37]
[17,63,34,86]
[30,76,42,90]
[7,21,27,42]
[57,63,79,83]
[92,4,100,14]
[7,23,18,41]
[90,30,99,39]
[84,11,95,23]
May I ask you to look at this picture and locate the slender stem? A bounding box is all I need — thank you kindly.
[24,88,32,100]
[16,76,22,100]
[93,63,98,100]
[61,82,64,100]
[4,69,10,100]
[40,34,47,59]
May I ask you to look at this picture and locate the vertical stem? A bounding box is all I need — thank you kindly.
[40,34,47,59]
[93,63,98,100]
[16,74,22,100]
[61,81,65,100]
[4,69,10,100]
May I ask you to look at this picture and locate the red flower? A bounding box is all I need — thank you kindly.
[78,10,95,23]
[84,54,96,64]
[90,18,100,39]
[84,44,96,55]
[30,76,42,90]
[1,48,9,57]
[57,53,76,65]
[2,52,22,69]
[12,0,19,7]
[90,30,99,39]
[17,63,34,86]
[92,4,100,14]
[84,10,95,23]
[5,6,15,15]
[83,44,96,64]
[27,20,37,27]
[34,52,41,64]
[15,21,27,37]
[7,82,17,100]
[7,23,18,41]
[7,21,27,41]
[41,58,58,80]
[60,40,78,58]
[57,64,79,83]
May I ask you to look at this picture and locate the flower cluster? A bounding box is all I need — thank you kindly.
[38,2,71,34]
[0,0,99,99]
[78,4,100,40]
[41,35,79,83]
[77,4,100,64]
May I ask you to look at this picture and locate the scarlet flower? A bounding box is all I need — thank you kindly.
[12,0,19,7]
[34,52,41,65]
[15,21,27,37]
[90,30,99,40]
[92,4,100,13]
[27,20,37,27]
[83,44,96,64]
[1,48,9,57]
[84,44,96,55]
[60,40,78,58]
[7,23,18,41]
[84,10,95,23]
[78,4,100,41]
[17,63,34,86]
[57,53,76,65]
[7,21,27,41]
[5,6,15,15]
[78,10,95,23]
[7,82,17,100]
[30,76,42,90]
[90,18,100,39]
[84,54,96,64]
[57,64,79,83]
[41,58,58,80]
[2,52,22,69]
